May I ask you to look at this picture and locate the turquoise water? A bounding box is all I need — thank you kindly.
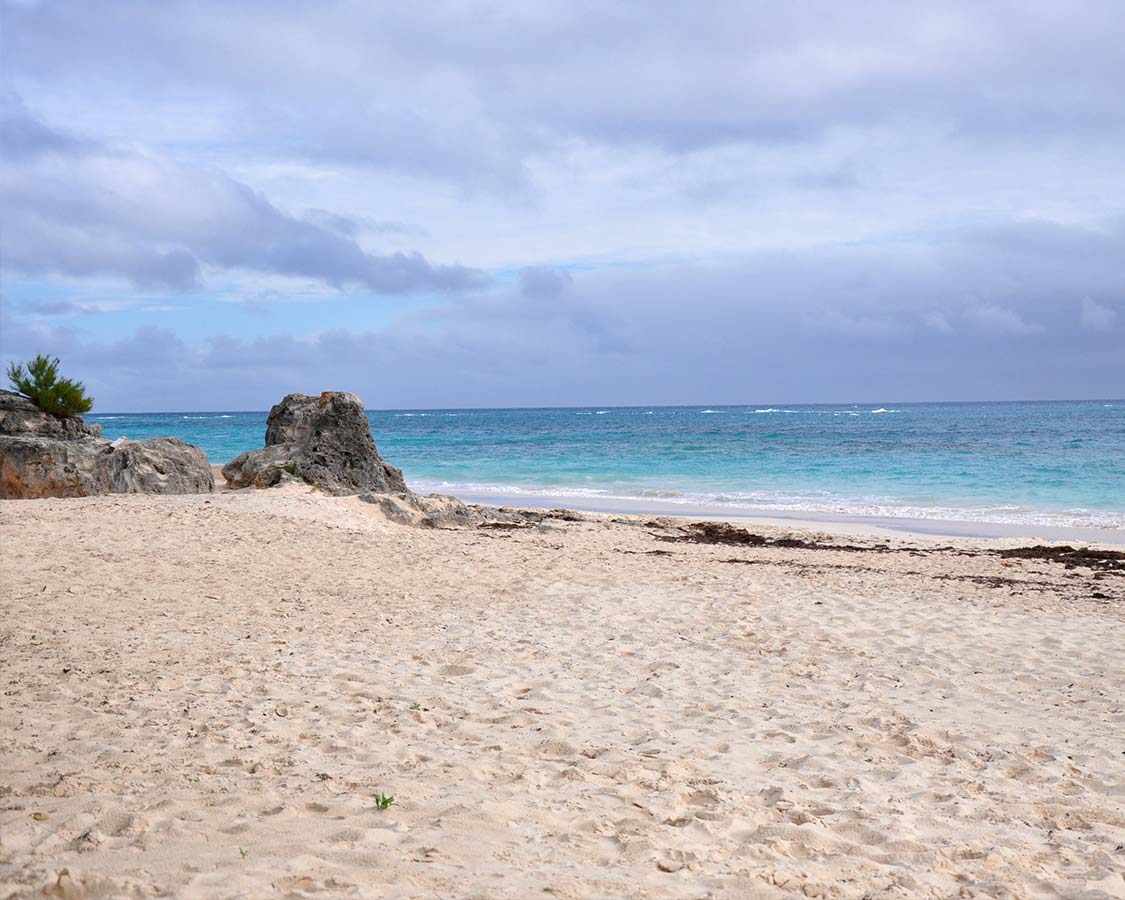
[89,401,1125,530]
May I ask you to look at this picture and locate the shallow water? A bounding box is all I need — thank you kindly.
[89,400,1125,530]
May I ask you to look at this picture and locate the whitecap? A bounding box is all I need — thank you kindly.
[406,478,1125,531]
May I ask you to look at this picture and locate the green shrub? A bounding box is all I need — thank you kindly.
[6,354,94,417]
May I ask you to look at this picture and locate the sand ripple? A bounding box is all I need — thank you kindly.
[2,489,1123,898]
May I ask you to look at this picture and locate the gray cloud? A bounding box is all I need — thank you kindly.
[0,95,90,158]
[518,266,573,300]
[963,304,1042,336]
[0,106,486,293]
[301,209,424,239]
[2,3,1123,407]
[1080,298,1116,331]
[22,300,85,317]
[3,216,1120,411]
[7,1,1125,181]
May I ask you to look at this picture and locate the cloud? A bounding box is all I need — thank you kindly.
[1080,297,1116,331]
[24,299,84,317]
[0,106,486,293]
[924,311,954,333]
[301,209,423,238]
[2,4,1124,407]
[10,2,1125,157]
[805,310,905,339]
[963,304,1042,335]
[5,4,1124,271]
[0,97,90,159]
[4,217,1122,411]
[518,266,573,300]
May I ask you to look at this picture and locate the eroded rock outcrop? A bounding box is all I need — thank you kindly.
[222,392,407,495]
[358,491,581,530]
[0,390,103,440]
[0,390,214,499]
[359,491,478,527]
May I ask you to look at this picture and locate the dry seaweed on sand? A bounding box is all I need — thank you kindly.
[995,544,1125,573]
[653,521,890,552]
[653,521,1125,575]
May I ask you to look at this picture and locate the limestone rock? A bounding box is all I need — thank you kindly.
[100,437,214,494]
[0,434,99,498]
[0,389,102,440]
[358,491,478,527]
[0,390,213,499]
[220,444,303,490]
[356,491,569,530]
[223,392,407,495]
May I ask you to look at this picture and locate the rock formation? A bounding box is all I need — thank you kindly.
[0,390,214,499]
[358,491,583,530]
[222,392,407,495]
[359,491,478,527]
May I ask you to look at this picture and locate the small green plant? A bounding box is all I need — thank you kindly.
[239,847,248,859]
[409,702,421,710]
[7,354,93,417]
[372,793,397,811]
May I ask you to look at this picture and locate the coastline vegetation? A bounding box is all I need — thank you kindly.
[6,354,94,418]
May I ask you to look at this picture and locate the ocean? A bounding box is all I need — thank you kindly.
[89,400,1125,531]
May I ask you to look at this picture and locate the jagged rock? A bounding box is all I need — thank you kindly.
[99,437,214,494]
[0,389,213,499]
[223,392,407,495]
[356,491,569,530]
[0,389,102,440]
[1,434,98,498]
[358,491,478,527]
[220,444,305,490]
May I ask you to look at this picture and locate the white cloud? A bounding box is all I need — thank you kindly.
[924,311,954,333]
[963,304,1043,335]
[1080,297,1116,331]
[3,3,1125,406]
[0,107,486,294]
[806,310,905,339]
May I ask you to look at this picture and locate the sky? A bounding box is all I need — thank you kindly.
[1,0,1122,411]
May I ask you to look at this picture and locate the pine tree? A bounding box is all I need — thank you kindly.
[7,354,94,417]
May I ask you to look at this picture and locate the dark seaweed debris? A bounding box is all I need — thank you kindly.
[655,521,890,552]
[655,522,1125,575]
[995,545,1125,573]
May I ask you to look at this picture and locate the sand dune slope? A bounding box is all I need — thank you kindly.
[2,488,1123,898]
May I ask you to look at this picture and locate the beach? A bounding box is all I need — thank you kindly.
[87,401,1125,538]
[7,1,1124,896]
[2,484,1123,899]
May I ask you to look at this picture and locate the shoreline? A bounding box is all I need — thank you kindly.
[207,467,1125,545]
[417,485,1125,545]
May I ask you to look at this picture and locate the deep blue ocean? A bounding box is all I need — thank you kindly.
[89,401,1125,530]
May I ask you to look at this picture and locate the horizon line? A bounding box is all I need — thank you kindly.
[85,397,1124,416]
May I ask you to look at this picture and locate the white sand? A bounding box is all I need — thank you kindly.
[2,486,1123,899]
